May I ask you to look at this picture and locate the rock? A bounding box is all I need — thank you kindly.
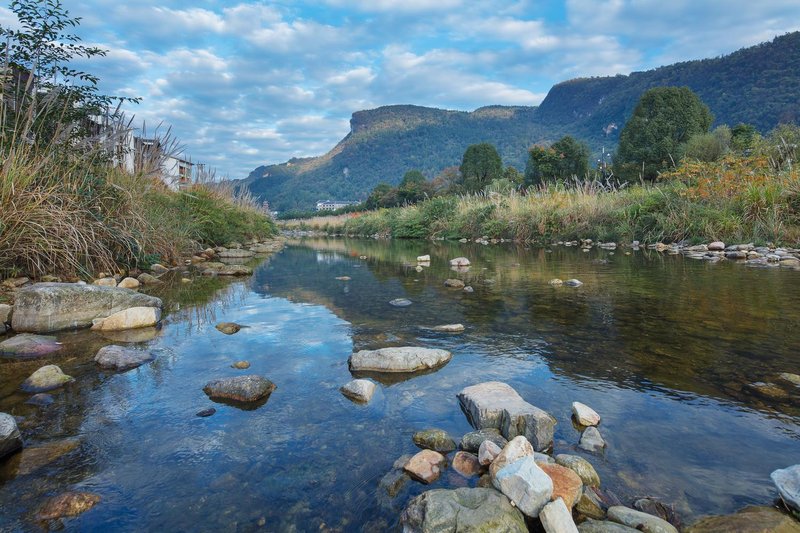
[94,345,155,371]
[458,381,556,452]
[771,464,800,517]
[417,255,431,262]
[335,276,351,281]
[460,428,508,452]
[463,286,474,293]
[12,283,162,333]
[26,393,54,406]
[578,519,640,532]
[181,278,192,283]
[21,365,74,392]
[5,438,80,475]
[685,506,800,533]
[607,506,678,533]
[433,323,465,333]
[2,276,29,288]
[564,279,583,287]
[549,279,564,286]
[478,440,503,466]
[202,375,276,403]
[779,373,800,386]
[747,381,790,400]
[576,490,607,520]
[708,241,726,251]
[137,272,162,285]
[216,264,253,276]
[726,251,748,260]
[444,278,465,288]
[0,303,12,325]
[556,454,601,487]
[379,458,411,498]
[389,298,412,307]
[196,408,216,417]
[0,413,23,459]
[540,463,584,509]
[340,379,376,403]
[452,451,482,478]
[415,265,424,272]
[231,361,250,369]
[349,346,452,373]
[91,306,161,331]
[413,429,457,452]
[540,498,580,533]
[634,498,681,530]
[404,449,446,484]
[535,452,556,464]
[490,436,534,478]
[92,277,117,287]
[117,277,140,289]
[150,263,170,274]
[215,322,242,335]
[36,492,101,520]
[97,327,160,343]
[579,426,606,453]
[449,257,471,266]
[493,455,553,517]
[0,333,62,357]
[217,249,255,259]
[401,487,527,533]
[572,401,601,426]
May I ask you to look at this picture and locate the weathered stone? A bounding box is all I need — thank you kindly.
[0,333,61,357]
[216,264,253,276]
[463,286,474,293]
[117,277,140,289]
[634,498,681,530]
[12,283,162,333]
[215,322,242,335]
[5,439,80,475]
[91,306,161,331]
[564,279,584,287]
[150,263,170,274]
[578,519,640,532]
[433,323,465,333]
[540,463,584,509]
[401,488,526,533]
[549,279,564,286]
[708,241,726,251]
[535,452,556,464]
[607,506,678,533]
[21,365,74,392]
[444,278,465,288]
[779,373,800,386]
[493,455,553,517]
[93,277,117,287]
[478,440,502,466]
[404,449,446,484]
[579,426,606,453]
[540,498,579,533]
[389,298,412,307]
[137,272,162,285]
[0,303,12,324]
[458,381,556,452]
[576,490,607,520]
[217,249,255,259]
[340,379,376,403]
[0,413,23,459]
[490,436,534,478]
[349,346,452,373]
[231,361,250,369]
[97,327,160,343]
[202,375,276,403]
[196,408,216,417]
[449,257,471,266]
[772,464,800,517]
[685,506,800,533]
[452,451,482,478]
[556,454,601,487]
[94,345,155,371]
[747,381,790,400]
[2,276,29,288]
[413,429,457,452]
[36,492,100,520]
[417,255,431,262]
[572,401,601,426]
[335,276,351,281]
[461,428,508,452]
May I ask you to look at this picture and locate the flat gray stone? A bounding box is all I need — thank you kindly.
[401,487,526,533]
[457,381,556,452]
[771,464,800,516]
[460,428,508,452]
[0,333,62,358]
[579,426,606,453]
[340,379,376,403]
[203,375,276,403]
[0,412,23,459]
[349,347,452,373]
[607,506,678,533]
[492,455,553,517]
[94,345,155,371]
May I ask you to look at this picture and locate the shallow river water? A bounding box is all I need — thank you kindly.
[1,238,799,531]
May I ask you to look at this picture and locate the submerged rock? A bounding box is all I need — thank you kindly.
[458,381,556,452]
[572,401,601,426]
[91,306,161,331]
[215,322,242,335]
[413,429,457,453]
[579,427,606,453]
[685,505,800,532]
[203,375,276,403]
[401,488,526,533]
[404,449,446,484]
[340,379,377,403]
[231,361,250,369]
[389,298,412,307]
[556,454,601,487]
[444,278,465,289]
[196,408,216,417]
[607,506,678,533]
[335,276,352,281]
[26,393,54,406]
[493,455,553,517]
[21,365,74,393]
[460,428,508,452]
[432,323,465,333]
[0,333,62,358]
[771,464,800,517]
[36,492,101,520]
[94,345,155,371]
[349,347,452,373]
[0,413,23,459]
[6,438,80,476]
[12,283,162,333]
[634,498,681,530]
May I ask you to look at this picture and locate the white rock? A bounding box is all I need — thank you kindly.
[492,456,553,517]
[0,412,23,459]
[117,277,140,289]
[490,436,534,478]
[572,402,601,426]
[348,347,452,373]
[579,427,606,453]
[540,498,579,533]
[340,379,376,403]
[91,306,161,331]
[417,255,431,262]
[432,324,465,333]
[449,257,471,266]
[478,440,502,466]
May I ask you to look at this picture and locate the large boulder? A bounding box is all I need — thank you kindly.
[685,506,800,533]
[0,413,23,459]
[21,365,74,392]
[36,492,101,521]
[203,375,276,403]
[0,333,62,358]
[11,283,162,333]
[401,487,527,533]
[90,306,161,331]
[771,465,800,517]
[458,381,556,452]
[94,345,155,371]
[349,347,452,373]
[413,429,457,453]
[492,455,553,517]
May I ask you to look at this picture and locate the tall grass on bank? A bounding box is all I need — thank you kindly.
[305,155,800,245]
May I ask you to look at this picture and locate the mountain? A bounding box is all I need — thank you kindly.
[241,32,800,211]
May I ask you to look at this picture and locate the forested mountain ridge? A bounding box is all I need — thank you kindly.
[241,32,800,211]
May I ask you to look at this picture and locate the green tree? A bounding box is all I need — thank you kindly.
[503,166,524,187]
[524,145,561,187]
[524,136,590,186]
[614,86,713,181]
[459,143,503,193]
[730,123,759,153]
[365,182,396,209]
[397,169,431,204]
[684,125,731,162]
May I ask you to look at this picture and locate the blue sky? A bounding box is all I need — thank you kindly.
[2,1,799,178]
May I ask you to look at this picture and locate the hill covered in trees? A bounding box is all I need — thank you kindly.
[240,32,800,211]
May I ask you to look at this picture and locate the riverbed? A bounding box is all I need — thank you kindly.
[1,238,799,531]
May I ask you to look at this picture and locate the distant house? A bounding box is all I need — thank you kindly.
[316,200,357,212]
[118,136,197,191]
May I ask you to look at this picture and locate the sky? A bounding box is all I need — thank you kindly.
[1,1,799,179]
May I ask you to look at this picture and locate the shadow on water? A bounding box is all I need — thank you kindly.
[0,239,798,530]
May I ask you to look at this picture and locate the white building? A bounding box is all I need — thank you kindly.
[316,200,357,212]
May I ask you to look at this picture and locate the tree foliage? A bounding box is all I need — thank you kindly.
[524,135,590,186]
[459,143,503,193]
[614,87,713,181]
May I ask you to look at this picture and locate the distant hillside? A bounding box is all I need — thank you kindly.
[241,32,800,211]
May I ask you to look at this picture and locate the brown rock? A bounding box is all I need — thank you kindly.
[540,463,584,509]
[231,361,250,369]
[216,322,242,335]
[452,451,482,478]
[36,492,101,520]
[404,449,446,484]
[444,278,465,289]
